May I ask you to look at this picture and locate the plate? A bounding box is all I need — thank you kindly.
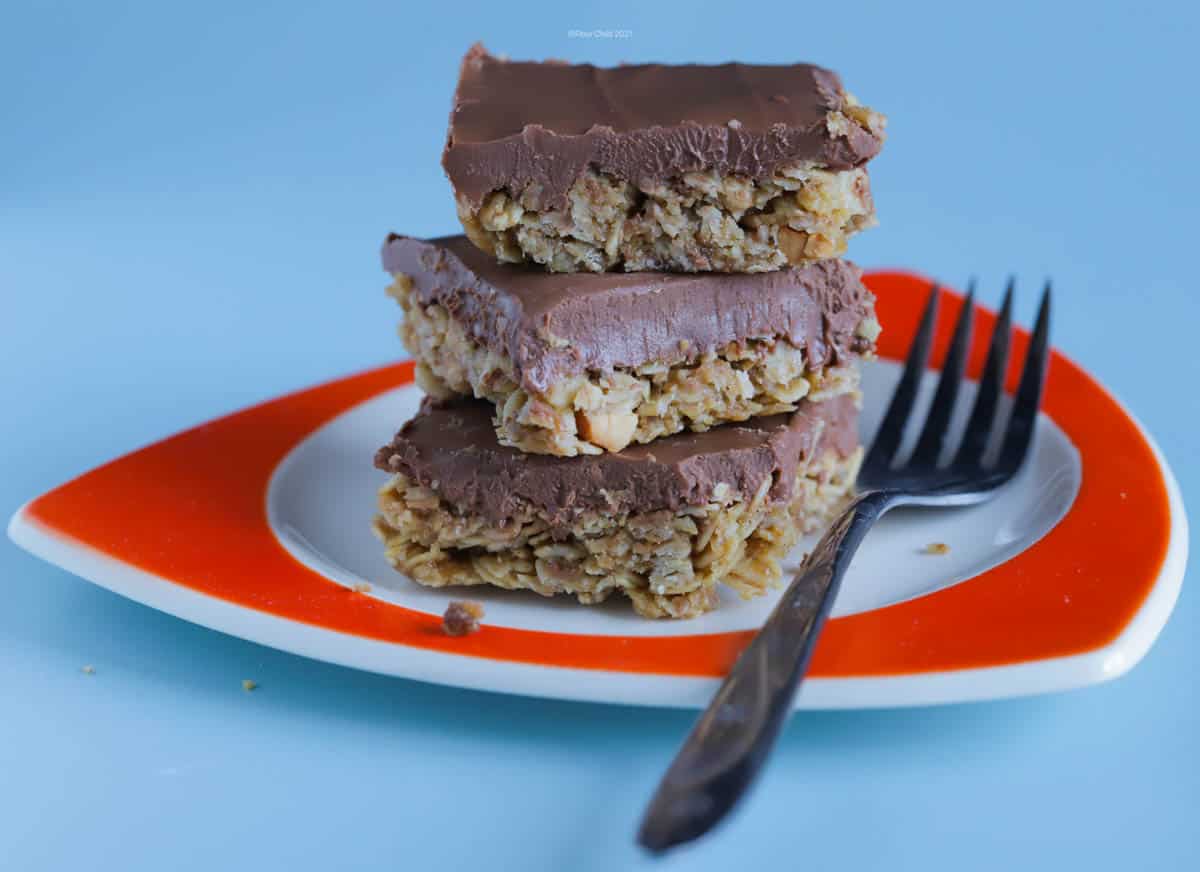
[8,272,1188,708]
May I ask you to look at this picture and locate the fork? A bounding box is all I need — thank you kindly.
[637,280,1052,853]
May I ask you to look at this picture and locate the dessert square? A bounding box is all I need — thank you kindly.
[373,395,862,619]
[385,234,879,456]
[443,44,886,273]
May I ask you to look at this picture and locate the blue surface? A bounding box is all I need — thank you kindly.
[2,1,1197,868]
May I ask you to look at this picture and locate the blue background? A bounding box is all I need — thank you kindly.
[3,1,1197,869]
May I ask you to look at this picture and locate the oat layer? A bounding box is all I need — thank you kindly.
[459,162,876,273]
[373,447,861,619]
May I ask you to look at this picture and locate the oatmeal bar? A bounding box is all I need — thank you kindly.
[443,44,886,273]
[372,394,862,619]
[384,234,878,456]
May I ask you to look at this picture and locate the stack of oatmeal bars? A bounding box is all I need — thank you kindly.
[372,45,886,618]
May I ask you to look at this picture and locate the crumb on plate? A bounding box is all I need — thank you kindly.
[443,600,485,636]
[923,542,951,555]
[351,582,372,593]
[242,679,258,692]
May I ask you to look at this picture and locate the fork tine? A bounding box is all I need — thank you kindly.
[908,282,976,467]
[995,283,1052,476]
[953,279,1015,467]
[864,284,939,470]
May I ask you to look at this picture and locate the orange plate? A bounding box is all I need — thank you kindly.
[10,272,1183,690]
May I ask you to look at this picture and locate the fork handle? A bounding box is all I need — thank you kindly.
[637,489,895,853]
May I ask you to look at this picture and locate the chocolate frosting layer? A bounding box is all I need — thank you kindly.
[443,44,883,211]
[384,234,875,395]
[375,394,859,529]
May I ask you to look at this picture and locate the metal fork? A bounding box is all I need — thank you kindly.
[638,280,1052,853]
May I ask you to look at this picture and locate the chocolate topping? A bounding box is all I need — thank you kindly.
[384,234,875,395]
[375,394,859,529]
[443,44,884,211]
